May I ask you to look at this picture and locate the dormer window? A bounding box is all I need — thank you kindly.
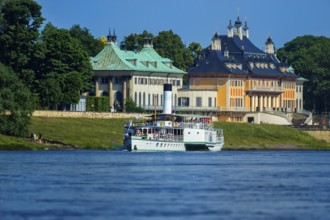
[127,59,137,66]
[141,61,149,67]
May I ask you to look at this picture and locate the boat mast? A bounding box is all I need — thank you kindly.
[154,94,157,121]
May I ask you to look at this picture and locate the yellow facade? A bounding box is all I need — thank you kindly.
[217,79,227,109]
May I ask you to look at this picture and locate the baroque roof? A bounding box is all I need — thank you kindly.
[188,28,298,79]
[91,42,186,75]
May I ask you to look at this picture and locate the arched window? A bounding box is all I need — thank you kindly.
[174,94,177,107]
[102,91,109,96]
[114,91,123,109]
[143,92,146,107]
[148,94,150,107]
[139,92,142,106]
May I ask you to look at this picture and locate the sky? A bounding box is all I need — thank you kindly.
[36,0,330,50]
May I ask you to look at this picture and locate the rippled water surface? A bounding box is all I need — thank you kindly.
[1,150,330,220]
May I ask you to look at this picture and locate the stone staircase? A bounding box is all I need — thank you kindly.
[292,112,309,127]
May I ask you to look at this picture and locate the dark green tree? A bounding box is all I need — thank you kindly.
[277,35,330,112]
[38,74,62,110]
[125,97,145,113]
[0,0,44,88]
[69,24,104,57]
[61,71,82,106]
[188,42,203,59]
[37,23,93,109]
[153,30,187,70]
[0,63,34,136]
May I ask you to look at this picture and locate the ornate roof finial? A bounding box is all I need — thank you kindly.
[228,20,233,29]
[107,27,112,42]
[266,36,274,45]
[244,20,249,30]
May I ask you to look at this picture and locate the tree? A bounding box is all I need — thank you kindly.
[69,24,104,57]
[125,97,145,113]
[188,42,203,59]
[61,71,82,106]
[37,23,93,109]
[0,63,34,136]
[153,30,187,70]
[0,0,44,88]
[277,35,330,113]
[38,74,62,110]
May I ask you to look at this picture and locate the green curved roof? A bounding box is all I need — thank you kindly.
[91,42,186,75]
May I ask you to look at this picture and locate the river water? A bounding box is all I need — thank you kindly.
[0,150,330,220]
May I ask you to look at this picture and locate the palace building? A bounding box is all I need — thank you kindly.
[178,17,307,124]
[89,18,308,125]
[91,31,186,112]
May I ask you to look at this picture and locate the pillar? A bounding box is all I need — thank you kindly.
[95,79,99,97]
[251,96,255,112]
[260,96,263,112]
[123,77,127,111]
[109,78,113,107]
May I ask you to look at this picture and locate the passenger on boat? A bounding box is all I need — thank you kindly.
[153,132,159,140]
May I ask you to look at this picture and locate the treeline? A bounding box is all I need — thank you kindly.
[277,36,330,113]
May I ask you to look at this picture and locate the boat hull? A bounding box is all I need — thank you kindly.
[126,138,223,152]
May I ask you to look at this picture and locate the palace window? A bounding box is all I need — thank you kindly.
[101,78,109,84]
[115,77,122,84]
[196,97,202,107]
[178,97,189,107]
[208,97,212,107]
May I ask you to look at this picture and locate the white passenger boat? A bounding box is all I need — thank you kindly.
[123,84,224,152]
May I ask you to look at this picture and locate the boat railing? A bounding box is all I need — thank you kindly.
[181,122,213,130]
[125,120,214,130]
[134,133,184,143]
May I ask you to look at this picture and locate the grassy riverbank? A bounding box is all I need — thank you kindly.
[215,122,330,150]
[0,117,329,150]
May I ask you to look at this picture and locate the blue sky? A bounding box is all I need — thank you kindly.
[36,0,330,49]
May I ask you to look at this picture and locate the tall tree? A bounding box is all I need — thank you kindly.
[0,0,44,88]
[277,35,330,112]
[38,23,93,109]
[153,30,187,70]
[69,24,104,57]
[0,63,34,136]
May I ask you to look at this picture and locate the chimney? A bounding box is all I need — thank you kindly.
[143,37,153,48]
[163,84,172,114]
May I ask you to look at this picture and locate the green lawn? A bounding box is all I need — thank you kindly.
[29,117,128,149]
[0,117,329,150]
[0,133,41,150]
[215,122,330,150]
